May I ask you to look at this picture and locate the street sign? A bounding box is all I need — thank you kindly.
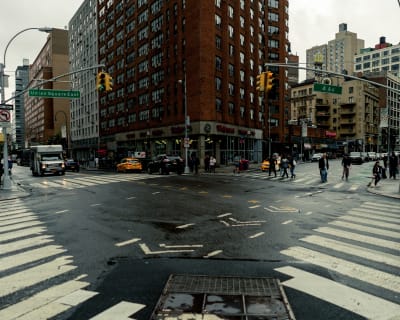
[0,104,13,110]
[28,89,81,98]
[0,110,11,122]
[313,83,342,94]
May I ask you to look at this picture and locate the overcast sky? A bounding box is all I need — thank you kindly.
[1,0,399,98]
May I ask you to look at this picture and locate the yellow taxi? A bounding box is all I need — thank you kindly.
[260,159,270,171]
[116,157,143,173]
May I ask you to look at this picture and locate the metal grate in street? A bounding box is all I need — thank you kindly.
[151,274,296,320]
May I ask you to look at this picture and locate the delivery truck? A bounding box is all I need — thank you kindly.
[30,145,65,176]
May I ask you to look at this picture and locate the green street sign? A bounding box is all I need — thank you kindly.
[313,83,342,94]
[29,89,81,99]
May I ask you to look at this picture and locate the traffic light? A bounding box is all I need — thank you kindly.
[256,72,266,93]
[266,71,274,92]
[105,73,113,91]
[97,72,106,92]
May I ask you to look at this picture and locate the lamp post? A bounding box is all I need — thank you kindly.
[178,76,190,174]
[1,27,52,189]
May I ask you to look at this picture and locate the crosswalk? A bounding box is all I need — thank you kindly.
[27,172,166,191]
[0,199,143,320]
[239,171,365,192]
[276,201,400,320]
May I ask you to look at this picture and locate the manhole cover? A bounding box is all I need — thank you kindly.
[151,274,296,319]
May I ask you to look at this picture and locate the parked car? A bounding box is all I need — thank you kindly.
[366,152,377,161]
[311,153,323,162]
[147,155,184,174]
[64,159,80,172]
[116,157,143,173]
[349,152,364,164]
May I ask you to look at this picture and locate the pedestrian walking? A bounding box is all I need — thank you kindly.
[280,155,289,178]
[209,155,216,173]
[191,153,199,174]
[341,154,351,181]
[289,156,296,179]
[204,154,210,173]
[268,154,277,177]
[318,153,329,183]
[233,153,241,175]
[369,160,382,187]
[388,152,399,179]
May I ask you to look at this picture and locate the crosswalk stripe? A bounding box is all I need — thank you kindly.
[0,216,39,227]
[349,207,400,219]
[90,301,146,320]
[0,208,31,217]
[280,246,400,293]
[0,256,76,298]
[348,184,359,191]
[0,212,35,221]
[0,220,44,233]
[339,215,400,231]
[41,181,65,188]
[276,266,400,320]
[0,279,90,319]
[301,235,400,268]
[348,210,400,224]
[333,182,344,189]
[0,235,53,255]
[315,227,400,251]
[0,227,46,242]
[63,178,97,186]
[0,245,66,273]
[330,220,400,239]
[363,201,399,210]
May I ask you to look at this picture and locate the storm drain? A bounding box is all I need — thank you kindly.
[151,274,296,320]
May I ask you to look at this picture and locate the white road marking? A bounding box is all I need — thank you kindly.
[0,209,31,217]
[152,191,161,195]
[0,226,46,242]
[0,279,90,320]
[0,256,76,298]
[363,201,399,210]
[282,220,293,225]
[301,235,400,267]
[55,209,69,214]
[0,245,66,273]
[349,184,359,191]
[315,227,400,251]
[203,250,223,258]
[139,243,194,255]
[249,205,261,209]
[249,232,265,239]
[126,196,136,200]
[0,216,39,226]
[333,182,344,189]
[0,235,53,255]
[217,213,232,218]
[176,223,195,229]
[115,238,141,247]
[0,220,44,233]
[159,244,203,248]
[339,215,400,230]
[330,220,400,239]
[349,207,400,219]
[228,217,266,224]
[305,211,312,215]
[90,301,146,320]
[90,203,101,207]
[348,210,400,224]
[280,246,400,293]
[276,266,400,320]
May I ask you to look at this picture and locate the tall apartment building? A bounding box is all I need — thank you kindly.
[69,0,99,164]
[97,0,289,164]
[354,37,400,78]
[13,59,30,149]
[306,23,364,79]
[24,29,70,150]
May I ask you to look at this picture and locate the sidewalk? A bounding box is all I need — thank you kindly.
[0,176,31,201]
[367,178,400,199]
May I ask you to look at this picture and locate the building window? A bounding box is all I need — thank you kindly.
[228,5,234,18]
[228,25,234,38]
[216,98,222,111]
[215,14,222,28]
[228,102,235,114]
[216,56,222,70]
[215,77,222,91]
[216,36,222,50]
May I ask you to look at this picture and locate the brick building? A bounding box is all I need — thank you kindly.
[97,0,289,165]
[25,29,70,151]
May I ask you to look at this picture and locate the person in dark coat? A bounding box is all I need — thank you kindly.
[388,152,399,179]
[318,153,329,183]
[268,154,277,177]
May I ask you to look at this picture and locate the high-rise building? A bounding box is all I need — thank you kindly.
[69,0,99,164]
[354,37,400,78]
[306,23,364,79]
[96,0,289,164]
[13,59,30,149]
[24,29,70,151]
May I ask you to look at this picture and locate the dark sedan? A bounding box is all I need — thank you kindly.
[64,159,80,172]
[147,155,184,174]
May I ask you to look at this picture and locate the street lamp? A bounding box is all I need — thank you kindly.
[1,27,53,189]
[178,75,190,174]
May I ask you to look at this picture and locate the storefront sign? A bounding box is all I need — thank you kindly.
[216,125,235,134]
